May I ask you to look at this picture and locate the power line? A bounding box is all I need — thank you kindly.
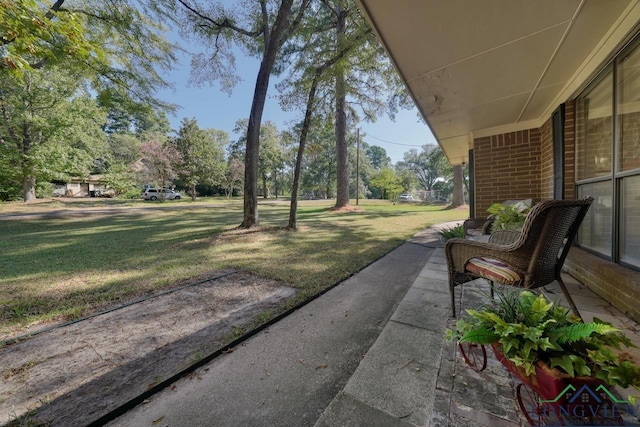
[365,133,425,147]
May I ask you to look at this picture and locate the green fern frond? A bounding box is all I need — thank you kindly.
[554,323,618,344]
[460,327,499,344]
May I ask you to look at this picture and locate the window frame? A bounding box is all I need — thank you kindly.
[575,36,640,271]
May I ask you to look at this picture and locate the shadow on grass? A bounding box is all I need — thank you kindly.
[0,202,465,334]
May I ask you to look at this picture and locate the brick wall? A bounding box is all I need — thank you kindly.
[473,129,542,218]
[566,248,640,322]
[538,102,576,201]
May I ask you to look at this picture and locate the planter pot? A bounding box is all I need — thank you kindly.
[490,343,626,426]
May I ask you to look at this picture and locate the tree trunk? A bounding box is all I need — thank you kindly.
[191,183,197,201]
[262,173,268,198]
[288,72,319,229]
[334,2,349,208]
[274,169,278,198]
[20,121,36,202]
[241,0,295,228]
[23,175,36,202]
[451,164,464,207]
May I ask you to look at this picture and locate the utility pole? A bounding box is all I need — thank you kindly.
[356,128,360,205]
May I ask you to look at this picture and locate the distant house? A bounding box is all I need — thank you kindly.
[52,175,109,197]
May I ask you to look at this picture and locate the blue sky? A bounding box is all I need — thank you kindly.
[156,15,438,165]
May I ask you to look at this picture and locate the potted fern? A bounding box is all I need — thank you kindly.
[447,290,640,425]
[487,199,532,232]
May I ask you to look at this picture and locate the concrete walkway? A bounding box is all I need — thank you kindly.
[108,224,640,427]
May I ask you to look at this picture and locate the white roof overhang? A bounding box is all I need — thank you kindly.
[357,0,640,165]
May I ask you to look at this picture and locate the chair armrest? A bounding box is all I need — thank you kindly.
[463,218,492,236]
[481,218,495,234]
[445,237,529,276]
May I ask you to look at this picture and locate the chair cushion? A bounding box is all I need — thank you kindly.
[465,257,524,285]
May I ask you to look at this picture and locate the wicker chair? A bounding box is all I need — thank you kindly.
[445,198,594,319]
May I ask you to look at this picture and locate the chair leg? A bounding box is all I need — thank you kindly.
[450,283,457,318]
[556,275,583,321]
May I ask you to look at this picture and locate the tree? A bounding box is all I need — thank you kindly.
[1,0,97,72]
[257,121,285,198]
[175,118,226,200]
[400,145,449,193]
[451,164,465,207]
[0,66,107,201]
[319,0,412,208]
[281,18,372,226]
[3,0,177,107]
[153,0,312,227]
[300,122,337,199]
[365,144,391,170]
[98,89,172,137]
[137,139,183,195]
[1,0,177,201]
[224,158,244,199]
[102,162,138,196]
[369,167,402,200]
[232,119,286,199]
[279,0,411,215]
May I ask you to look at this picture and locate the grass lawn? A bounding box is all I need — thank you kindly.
[0,198,468,338]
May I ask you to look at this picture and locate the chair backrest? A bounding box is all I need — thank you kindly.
[512,198,594,288]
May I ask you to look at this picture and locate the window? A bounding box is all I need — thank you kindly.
[621,175,640,266]
[618,45,640,173]
[576,70,613,259]
[576,71,613,182]
[575,39,640,269]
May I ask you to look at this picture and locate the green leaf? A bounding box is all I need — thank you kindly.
[550,356,576,377]
[460,327,499,344]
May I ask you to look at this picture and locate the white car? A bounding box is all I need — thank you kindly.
[399,194,414,201]
[143,188,182,200]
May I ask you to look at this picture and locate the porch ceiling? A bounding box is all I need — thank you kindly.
[358,0,640,165]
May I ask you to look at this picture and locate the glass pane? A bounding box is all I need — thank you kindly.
[621,175,640,267]
[576,71,613,180]
[577,181,612,256]
[618,45,640,172]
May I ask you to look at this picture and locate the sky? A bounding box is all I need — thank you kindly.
[155,14,438,165]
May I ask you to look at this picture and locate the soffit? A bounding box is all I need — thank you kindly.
[358,0,640,165]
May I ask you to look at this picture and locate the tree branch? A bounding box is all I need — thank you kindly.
[2,0,66,47]
[176,0,261,38]
[283,0,313,41]
[260,0,270,48]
